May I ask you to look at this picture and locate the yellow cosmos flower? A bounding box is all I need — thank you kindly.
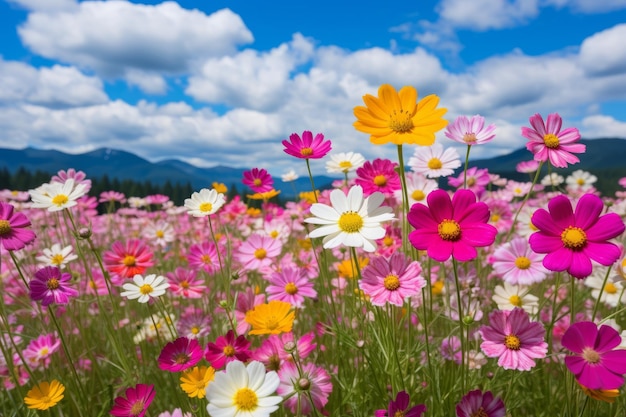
[180,366,216,398]
[24,380,65,410]
[212,182,228,194]
[299,190,320,204]
[247,189,281,201]
[353,84,448,146]
[245,300,295,335]
[337,257,370,279]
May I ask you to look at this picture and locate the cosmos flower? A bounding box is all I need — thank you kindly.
[522,112,585,168]
[110,384,155,417]
[184,188,226,217]
[445,114,496,145]
[24,380,65,411]
[282,130,332,159]
[157,337,204,372]
[29,179,89,212]
[242,168,274,193]
[120,274,170,304]
[355,158,401,197]
[455,389,505,417]
[375,390,426,417]
[0,201,36,251]
[29,266,79,307]
[408,143,462,178]
[325,152,366,174]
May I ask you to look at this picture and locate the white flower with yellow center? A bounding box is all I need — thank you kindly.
[407,143,461,178]
[305,185,395,253]
[492,282,538,315]
[120,274,170,304]
[29,179,88,212]
[566,169,597,191]
[184,188,226,217]
[325,152,366,174]
[36,243,78,269]
[206,360,281,417]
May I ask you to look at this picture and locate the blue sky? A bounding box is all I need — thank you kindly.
[1,0,626,177]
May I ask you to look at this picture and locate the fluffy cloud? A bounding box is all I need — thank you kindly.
[437,0,540,30]
[544,0,626,13]
[579,24,626,76]
[581,115,626,137]
[7,0,77,12]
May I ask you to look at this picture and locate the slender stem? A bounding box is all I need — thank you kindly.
[305,159,318,203]
[452,259,466,393]
[591,266,612,321]
[504,161,544,242]
[463,145,471,189]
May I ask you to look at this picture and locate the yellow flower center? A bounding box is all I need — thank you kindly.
[373,175,387,186]
[285,282,298,295]
[175,353,190,364]
[438,219,461,241]
[223,345,236,357]
[156,230,165,238]
[463,133,477,144]
[51,254,65,265]
[233,387,258,411]
[508,295,522,307]
[561,226,587,250]
[191,326,200,335]
[0,219,11,235]
[198,202,213,213]
[467,177,476,187]
[388,110,414,133]
[201,254,212,264]
[265,316,280,331]
[180,280,190,289]
[529,221,538,231]
[39,347,49,356]
[46,278,60,290]
[383,236,394,247]
[431,280,444,295]
[427,158,443,170]
[515,256,531,270]
[253,178,262,187]
[139,284,153,295]
[582,347,601,364]
[300,147,313,156]
[254,248,267,259]
[470,407,489,417]
[129,401,145,415]
[514,187,522,194]
[577,178,585,185]
[88,280,97,289]
[490,214,500,223]
[270,230,279,239]
[504,334,521,350]
[605,282,618,294]
[543,133,560,149]
[338,211,363,233]
[339,161,352,171]
[52,194,69,206]
[394,411,406,417]
[411,190,425,201]
[123,255,136,267]
[384,274,400,291]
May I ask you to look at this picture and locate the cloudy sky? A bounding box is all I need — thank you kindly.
[1,0,626,177]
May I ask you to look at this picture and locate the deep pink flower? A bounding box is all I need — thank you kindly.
[522,112,585,168]
[407,189,497,262]
[277,361,333,415]
[480,308,548,371]
[103,240,154,281]
[456,389,505,417]
[157,337,203,372]
[187,241,221,274]
[282,130,332,159]
[355,158,401,197]
[242,168,274,193]
[445,114,496,146]
[562,321,626,390]
[110,383,155,417]
[166,267,205,298]
[374,390,426,417]
[529,193,625,279]
[266,267,317,308]
[29,266,79,306]
[0,202,36,251]
[205,330,251,369]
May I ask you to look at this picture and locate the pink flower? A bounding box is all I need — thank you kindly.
[104,240,154,281]
[29,266,79,306]
[242,168,274,193]
[277,361,333,415]
[282,130,332,159]
[99,190,126,204]
[515,159,540,173]
[355,158,401,197]
[375,391,426,417]
[448,167,490,196]
[562,321,626,390]
[491,237,548,285]
[266,267,317,308]
[529,193,625,279]
[23,333,61,368]
[445,114,496,145]
[522,112,585,168]
[205,330,251,370]
[187,241,221,274]
[0,202,36,251]
[52,168,92,193]
[235,233,282,271]
[110,383,155,417]
[157,337,203,372]
[166,267,205,298]
[456,389,505,417]
[480,308,548,371]
[407,189,497,262]
[359,252,426,307]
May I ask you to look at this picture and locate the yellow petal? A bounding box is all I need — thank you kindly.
[378,84,402,111]
[398,86,418,115]
[361,94,391,120]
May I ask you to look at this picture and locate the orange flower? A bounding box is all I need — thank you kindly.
[245,300,295,335]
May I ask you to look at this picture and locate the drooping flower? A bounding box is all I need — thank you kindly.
[528,193,625,279]
[325,152,366,174]
[407,189,497,262]
[0,202,36,251]
[374,390,426,417]
[490,237,549,285]
[184,188,226,217]
[110,383,155,417]
[180,366,215,399]
[24,379,65,410]
[245,300,295,335]
[282,130,332,159]
[104,240,154,280]
[266,267,317,308]
[455,389,505,417]
[445,114,496,146]
[305,185,395,253]
[355,158,401,197]
[353,83,448,146]
[29,179,89,212]
[277,361,333,415]
[120,274,170,304]
[522,112,585,168]
[408,143,462,178]
[206,360,282,417]
[562,321,626,390]
[480,308,548,371]
[205,330,251,370]
[157,337,204,372]
[29,266,79,307]
[242,168,274,193]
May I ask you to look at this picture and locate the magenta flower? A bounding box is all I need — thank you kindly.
[528,193,625,279]
[187,241,221,274]
[266,267,317,308]
[29,266,79,307]
[282,130,332,159]
[166,267,205,298]
[374,391,426,417]
[242,167,274,193]
[0,202,36,251]
[456,389,505,417]
[205,330,251,369]
[23,333,61,368]
[407,189,497,262]
[562,321,626,390]
[277,361,333,415]
[480,308,548,371]
[157,337,204,372]
[445,114,496,146]
[355,158,401,197]
[522,113,585,168]
[110,383,155,417]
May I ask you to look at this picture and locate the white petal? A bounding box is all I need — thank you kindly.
[308,225,340,239]
[330,188,349,212]
[246,361,266,391]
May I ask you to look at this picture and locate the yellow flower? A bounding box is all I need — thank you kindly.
[353,84,448,146]
[24,380,65,410]
[247,189,281,201]
[337,257,369,279]
[212,182,228,194]
[180,366,216,399]
[299,190,320,204]
[245,300,295,335]
[579,382,620,403]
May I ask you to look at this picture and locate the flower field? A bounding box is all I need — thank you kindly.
[2,83,626,416]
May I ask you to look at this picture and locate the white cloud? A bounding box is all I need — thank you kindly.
[581,115,626,137]
[437,0,540,30]
[543,0,626,13]
[579,24,626,76]
[7,0,77,12]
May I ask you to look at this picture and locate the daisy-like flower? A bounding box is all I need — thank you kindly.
[143,220,175,247]
[282,130,332,159]
[110,383,155,417]
[180,366,215,399]
[566,169,598,192]
[445,114,496,146]
[24,380,65,410]
[99,190,126,204]
[305,185,395,253]
[584,271,625,308]
[187,241,221,274]
[281,169,299,182]
[562,322,626,390]
[157,337,204,372]
[104,240,154,280]
[522,112,585,168]
[36,243,78,269]
[393,172,438,207]
[480,308,548,371]
[166,267,205,299]
[541,172,564,187]
[490,237,549,285]
[407,189,497,262]
[325,152,366,174]
[242,168,274,193]
[184,188,226,217]
[353,83,448,146]
[206,360,282,417]
[205,330,251,370]
[277,361,333,415]
[455,389,505,417]
[120,274,170,304]
[235,233,283,271]
[29,179,89,212]
[266,267,317,308]
[245,300,295,335]
[529,193,626,279]
[29,266,79,307]
[359,252,426,307]
[0,201,36,251]
[374,390,426,417]
[492,282,539,315]
[408,143,462,178]
[355,158,401,197]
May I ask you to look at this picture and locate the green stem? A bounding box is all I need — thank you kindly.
[452,259,466,393]
[504,160,544,242]
[463,145,471,189]
[305,159,318,203]
[591,266,612,321]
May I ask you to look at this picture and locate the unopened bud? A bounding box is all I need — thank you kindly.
[297,378,310,391]
[283,341,296,353]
